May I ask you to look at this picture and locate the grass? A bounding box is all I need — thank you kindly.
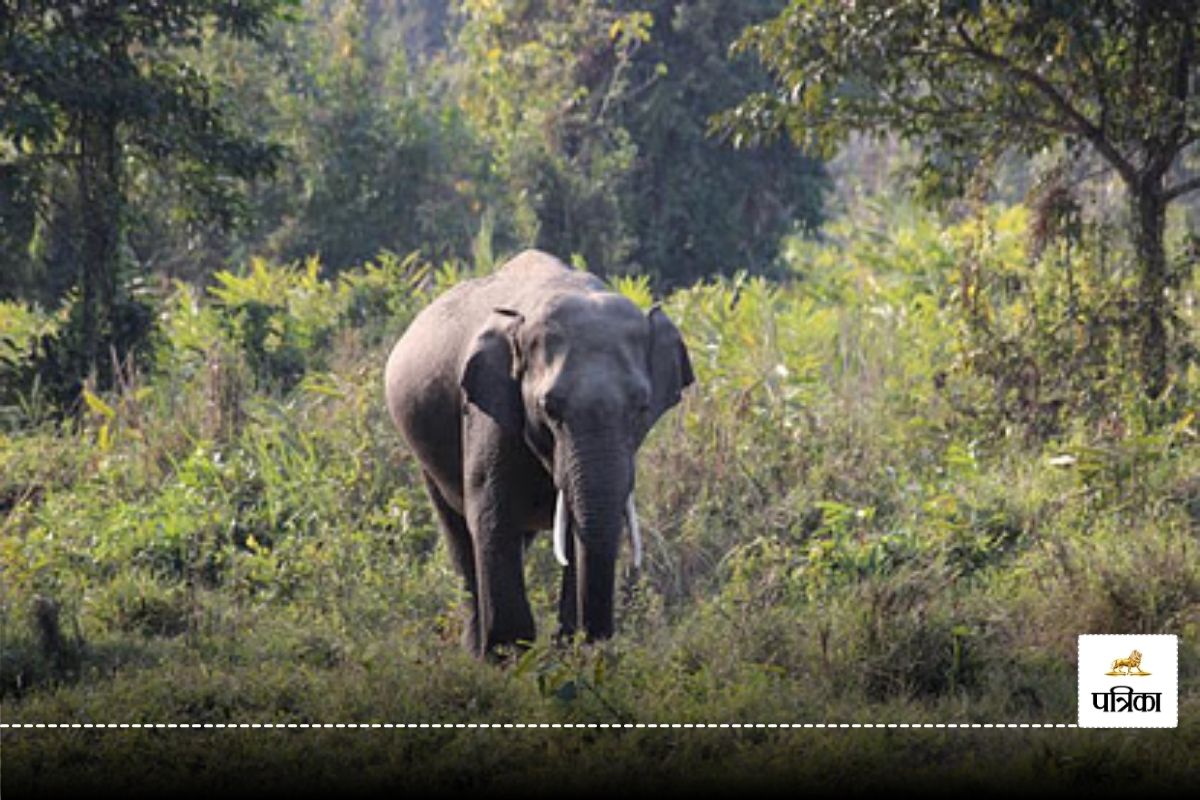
[1,206,1197,796]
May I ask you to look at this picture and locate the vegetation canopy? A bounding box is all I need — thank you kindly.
[720,0,1200,398]
[0,1,1196,795]
[2,0,296,398]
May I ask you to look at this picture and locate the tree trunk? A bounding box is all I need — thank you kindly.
[77,109,121,386]
[1130,178,1168,399]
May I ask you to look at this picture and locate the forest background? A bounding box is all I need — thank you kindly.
[1,1,1198,795]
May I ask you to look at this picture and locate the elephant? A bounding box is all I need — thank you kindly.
[384,249,693,657]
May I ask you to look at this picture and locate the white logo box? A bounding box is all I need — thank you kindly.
[1078,634,1178,728]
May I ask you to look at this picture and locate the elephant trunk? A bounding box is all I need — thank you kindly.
[554,435,633,641]
[553,490,641,570]
[576,528,618,641]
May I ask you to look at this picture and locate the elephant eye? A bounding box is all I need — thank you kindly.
[631,388,651,418]
[540,393,565,422]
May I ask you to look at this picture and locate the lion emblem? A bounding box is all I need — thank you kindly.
[1106,649,1150,676]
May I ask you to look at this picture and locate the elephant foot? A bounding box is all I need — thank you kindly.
[553,624,580,648]
[477,600,536,660]
[484,638,534,665]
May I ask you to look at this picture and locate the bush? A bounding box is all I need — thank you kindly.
[0,208,1196,791]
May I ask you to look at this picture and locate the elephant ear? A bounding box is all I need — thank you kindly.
[460,308,525,437]
[647,304,694,423]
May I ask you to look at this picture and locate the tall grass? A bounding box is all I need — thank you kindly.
[1,207,1197,792]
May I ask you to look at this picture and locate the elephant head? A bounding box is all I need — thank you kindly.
[459,292,693,641]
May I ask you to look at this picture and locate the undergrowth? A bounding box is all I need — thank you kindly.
[1,205,1197,794]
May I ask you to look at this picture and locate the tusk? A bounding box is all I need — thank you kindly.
[626,493,642,570]
[553,490,570,567]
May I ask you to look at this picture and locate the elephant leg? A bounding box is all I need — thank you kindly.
[461,409,540,656]
[469,517,536,656]
[461,408,540,656]
[422,472,481,655]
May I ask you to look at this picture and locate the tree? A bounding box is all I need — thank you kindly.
[616,0,826,285]
[256,0,482,271]
[108,0,483,281]
[455,0,826,284]
[1,0,292,389]
[455,0,647,274]
[720,0,1199,398]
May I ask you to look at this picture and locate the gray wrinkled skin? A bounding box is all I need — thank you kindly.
[384,250,693,656]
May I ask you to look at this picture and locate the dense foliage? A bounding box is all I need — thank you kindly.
[721,0,1200,398]
[1,0,1197,794]
[2,200,1198,791]
[456,0,826,283]
[2,1,827,371]
[1,0,294,395]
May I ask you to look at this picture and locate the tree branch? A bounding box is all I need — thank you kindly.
[1165,11,1194,151]
[952,18,1138,185]
[1163,174,1200,201]
[1076,23,1110,137]
[1,150,81,165]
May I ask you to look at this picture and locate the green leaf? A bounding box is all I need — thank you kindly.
[82,389,116,420]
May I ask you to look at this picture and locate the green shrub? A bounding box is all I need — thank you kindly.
[0,208,1196,789]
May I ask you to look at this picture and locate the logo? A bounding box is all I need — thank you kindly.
[1105,649,1149,676]
[1078,635,1177,728]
